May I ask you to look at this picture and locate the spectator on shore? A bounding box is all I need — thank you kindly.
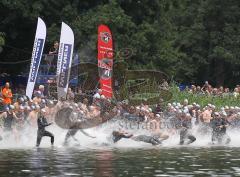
[161,79,169,90]
[196,86,202,94]
[218,86,224,95]
[190,85,197,94]
[46,41,59,73]
[1,82,13,109]
[49,41,59,55]
[223,88,230,97]
[201,81,212,95]
[202,81,210,90]
[66,88,75,102]
[212,88,218,96]
[38,85,45,98]
[233,88,239,98]
[77,87,83,94]
[93,89,102,99]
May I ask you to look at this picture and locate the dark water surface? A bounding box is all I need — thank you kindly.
[0,147,240,177]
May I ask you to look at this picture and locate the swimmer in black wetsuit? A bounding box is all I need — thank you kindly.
[112,130,133,143]
[0,105,20,132]
[210,112,231,144]
[131,135,163,145]
[179,116,196,145]
[36,109,54,147]
[112,130,163,145]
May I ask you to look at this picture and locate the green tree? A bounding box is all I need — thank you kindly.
[0,0,239,86]
[172,0,240,86]
[0,32,5,46]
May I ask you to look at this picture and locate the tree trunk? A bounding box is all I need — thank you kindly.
[214,58,225,87]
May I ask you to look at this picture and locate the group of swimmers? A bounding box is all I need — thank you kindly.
[54,95,239,146]
[0,86,239,147]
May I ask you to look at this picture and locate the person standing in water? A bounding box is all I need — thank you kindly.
[210,112,231,144]
[0,105,20,132]
[179,113,196,145]
[36,109,54,147]
[1,82,13,110]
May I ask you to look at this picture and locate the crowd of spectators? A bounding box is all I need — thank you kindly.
[185,81,240,98]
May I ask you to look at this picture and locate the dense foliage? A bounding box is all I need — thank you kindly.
[0,0,239,87]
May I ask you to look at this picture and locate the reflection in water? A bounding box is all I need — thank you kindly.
[95,150,114,177]
[0,147,239,176]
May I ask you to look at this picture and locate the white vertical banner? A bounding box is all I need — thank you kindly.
[26,17,46,99]
[57,22,74,100]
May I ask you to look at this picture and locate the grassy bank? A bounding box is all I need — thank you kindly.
[126,82,239,108]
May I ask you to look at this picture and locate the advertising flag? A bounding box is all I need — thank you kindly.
[57,22,74,99]
[26,17,46,99]
[98,24,114,98]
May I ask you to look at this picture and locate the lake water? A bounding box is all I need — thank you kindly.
[0,147,240,177]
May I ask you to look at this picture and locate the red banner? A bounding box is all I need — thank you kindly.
[98,24,113,98]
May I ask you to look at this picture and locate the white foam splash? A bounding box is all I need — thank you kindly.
[0,119,239,149]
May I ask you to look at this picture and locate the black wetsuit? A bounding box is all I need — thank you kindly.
[179,120,196,145]
[132,135,162,145]
[24,112,30,121]
[63,129,79,145]
[112,131,133,143]
[36,115,54,147]
[112,131,162,145]
[4,112,14,131]
[210,118,231,144]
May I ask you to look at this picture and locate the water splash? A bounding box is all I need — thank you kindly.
[1,118,240,149]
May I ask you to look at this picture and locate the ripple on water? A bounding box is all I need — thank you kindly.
[165,168,175,170]
[0,148,240,176]
[183,156,197,158]
[154,170,163,173]
[189,164,202,167]
[21,170,31,173]
[230,159,240,161]
[232,167,240,172]
[64,173,80,176]
[193,170,206,174]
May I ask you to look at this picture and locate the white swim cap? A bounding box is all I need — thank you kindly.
[9,105,15,110]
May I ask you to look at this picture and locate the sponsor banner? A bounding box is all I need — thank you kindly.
[26,17,46,99]
[98,24,113,98]
[57,22,74,99]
